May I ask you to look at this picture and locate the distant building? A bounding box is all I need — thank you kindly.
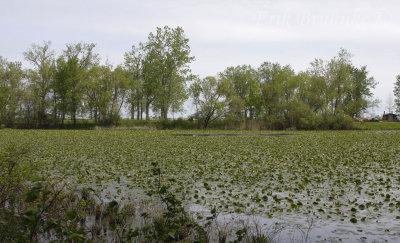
[382,112,398,121]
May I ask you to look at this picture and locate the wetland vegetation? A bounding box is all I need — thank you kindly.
[1,24,400,242]
[1,129,400,242]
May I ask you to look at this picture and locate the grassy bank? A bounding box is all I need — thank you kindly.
[353,121,400,130]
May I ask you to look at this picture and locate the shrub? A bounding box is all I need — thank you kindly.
[157,118,198,130]
[316,113,355,130]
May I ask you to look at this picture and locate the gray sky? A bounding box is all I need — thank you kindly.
[1,0,399,116]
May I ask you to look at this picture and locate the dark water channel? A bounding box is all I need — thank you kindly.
[172,133,297,137]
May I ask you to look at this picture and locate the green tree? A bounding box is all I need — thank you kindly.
[109,66,130,123]
[85,65,102,122]
[84,65,129,124]
[258,62,295,118]
[324,49,377,117]
[189,76,228,128]
[145,26,194,119]
[0,57,25,126]
[54,56,82,125]
[85,65,112,122]
[23,41,55,126]
[220,65,259,119]
[283,100,315,129]
[56,42,99,126]
[304,59,329,114]
[124,43,146,120]
[343,66,377,117]
[394,75,400,114]
[326,48,353,115]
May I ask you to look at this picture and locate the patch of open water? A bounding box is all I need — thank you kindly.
[84,182,400,243]
[172,133,297,137]
[189,204,400,242]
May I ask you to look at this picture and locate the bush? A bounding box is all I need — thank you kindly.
[0,146,32,209]
[317,113,355,130]
[157,118,198,130]
[282,101,317,130]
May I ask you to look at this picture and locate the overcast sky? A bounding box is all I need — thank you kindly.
[1,0,399,116]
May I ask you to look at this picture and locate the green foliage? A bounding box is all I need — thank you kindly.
[190,76,228,128]
[0,137,210,243]
[394,75,400,113]
[282,100,316,130]
[23,41,56,127]
[315,113,355,130]
[2,129,400,240]
[1,31,380,130]
[185,48,376,130]
[145,26,195,119]
[0,146,31,209]
[55,42,99,126]
[0,146,91,242]
[55,55,84,126]
[128,162,207,242]
[0,56,25,127]
[2,129,399,226]
[220,65,261,119]
[125,42,152,120]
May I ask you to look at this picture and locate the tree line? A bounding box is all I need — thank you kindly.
[0,26,380,129]
[191,49,379,129]
[0,26,193,128]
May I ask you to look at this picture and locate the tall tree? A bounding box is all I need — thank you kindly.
[189,76,228,128]
[56,42,99,126]
[323,49,377,117]
[85,64,113,122]
[0,57,25,126]
[124,43,146,120]
[145,26,194,119]
[258,62,295,117]
[54,56,82,125]
[394,75,400,114]
[326,48,353,115]
[109,66,129,123]
[344,66,377,117]
[304,59,329,114]
[84,65,129,124]
[85,64,102,122]
[23,41,55,126]
[220,65,258,119]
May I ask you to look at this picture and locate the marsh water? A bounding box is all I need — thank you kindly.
[2,129,400,242]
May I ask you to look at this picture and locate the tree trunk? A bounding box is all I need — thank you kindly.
[136,99,140,120]
[146,102,150,120]
[61,111,65,126]
[130,103,135,120]
[161,106,168,120]
[53,95,57,126]
[140,103,143,120]
[38,99,44,127]
[203,116,211,129]
[94,108,98,123]
[73,113,76,126]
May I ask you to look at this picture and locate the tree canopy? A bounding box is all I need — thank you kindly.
[0,27,381,129]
